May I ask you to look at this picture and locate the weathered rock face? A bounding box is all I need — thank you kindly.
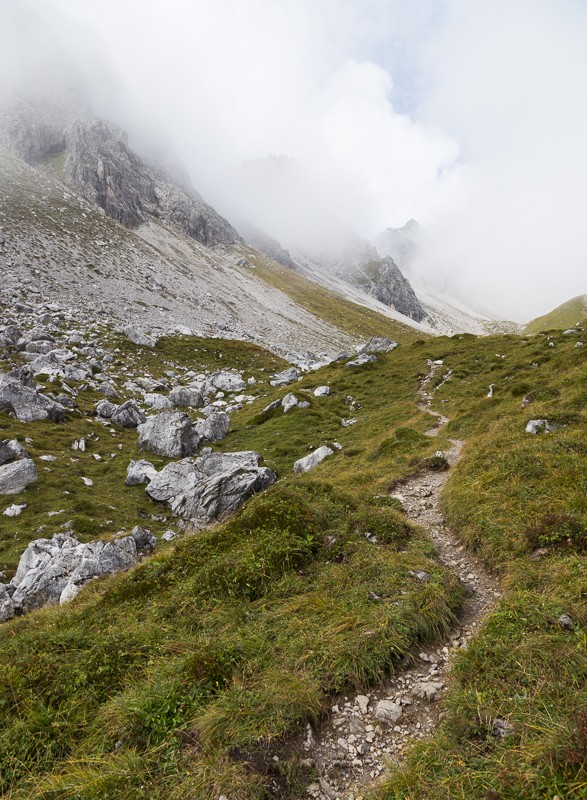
[63,119,240,246]
[0,439,27,465]
[138,411,201,458]
[270,367,299,387]
[0,531,150,618]
[146,450,276,526]
[169,386,204,409]
[352,257,426,322]
[207,372,247,393]
[0,373,65,422]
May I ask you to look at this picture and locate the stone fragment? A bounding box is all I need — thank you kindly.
[346,354,377,368]
[169,385,204,408]
[293,446,334,474]
[313,385,330,396]
[194,411,230,442]
[270,367,299,387]
[374,700,403,724]
[411,681,443,701]
[357,337,398,354]
[111,400,146,428]
[281,392,298,413]
[0,373,65,422]
[124,325,156,347]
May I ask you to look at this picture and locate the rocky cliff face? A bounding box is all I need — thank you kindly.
[0,99,239,247]
[293,231,427,323]
[352,256,427,322]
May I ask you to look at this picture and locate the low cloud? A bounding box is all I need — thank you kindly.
[2,0,586,321]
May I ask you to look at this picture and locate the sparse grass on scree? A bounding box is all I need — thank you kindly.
[0,325,585,799]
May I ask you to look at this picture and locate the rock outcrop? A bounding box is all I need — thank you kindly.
[0,528,155,620]
[146,450,276,526]
[138,411,201,458]
[0,373,65,422]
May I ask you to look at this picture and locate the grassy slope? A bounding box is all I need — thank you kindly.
[524,295,587,335]
[0,327,585,798]
[378,328,587,799]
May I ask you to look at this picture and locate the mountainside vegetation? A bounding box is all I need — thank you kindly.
[524,295,587,335]
[0,319,585,799]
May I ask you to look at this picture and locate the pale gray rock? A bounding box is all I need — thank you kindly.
[111,400,147,428]
[558,613,574,630]
[123,325,156,347]
[356,695,370,714]
[96,399,118,419]
[412,681,444,701]
[194,411,230,442]
[146,450,276,526]
[0,438,27,465]
[491,718,515,738]
[5,533,140,616]
[3,503,26,517]
[270,367,299,387]
[130,525,157,552]
[144,393,174,410]
[313,385,330,397]
[0,585,14,622]
[357,336,398,354]
[374,699,403,723]
[0,458,37,495]
[525,419,560,434]
[281,393,299,413]
[346,354,377,368]
[208,372,246,393]
[293,446,334,474]
[169,385,204,408]
[262,399,281,414]
[162,529,177,542]
[0,373,65,422]
[125,459,158,486]
[138,411,201,458]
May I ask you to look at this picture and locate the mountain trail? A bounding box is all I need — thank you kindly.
[304,359,501,800]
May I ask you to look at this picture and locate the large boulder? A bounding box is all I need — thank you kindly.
[138,411,201,458]
[169,385,204,408]
[207,372,246,393]
[144,393,175,410]
[111,400,147,428]
[123,325,157,347]
[0,373,65,422]
[146,450,276,526]
[0,585,15,622]
[125,459,158,486]
[0,458,37,495]
[194,411,230,443]
[3,532,142,616]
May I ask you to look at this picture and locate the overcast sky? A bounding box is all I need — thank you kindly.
[2,0,587,321]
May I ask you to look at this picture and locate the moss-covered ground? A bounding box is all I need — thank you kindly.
[0,325,585,799]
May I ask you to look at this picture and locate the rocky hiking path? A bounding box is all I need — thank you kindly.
[305,360,501,800]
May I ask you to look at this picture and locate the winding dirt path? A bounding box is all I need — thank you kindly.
[304,360,501,800]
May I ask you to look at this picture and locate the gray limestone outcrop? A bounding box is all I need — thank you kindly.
[0,530,154,619]
[0,458,37,495]
[293,446,334,474]
[146,450,276,526]
[138,411,201,458]
[0,373,65,422]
